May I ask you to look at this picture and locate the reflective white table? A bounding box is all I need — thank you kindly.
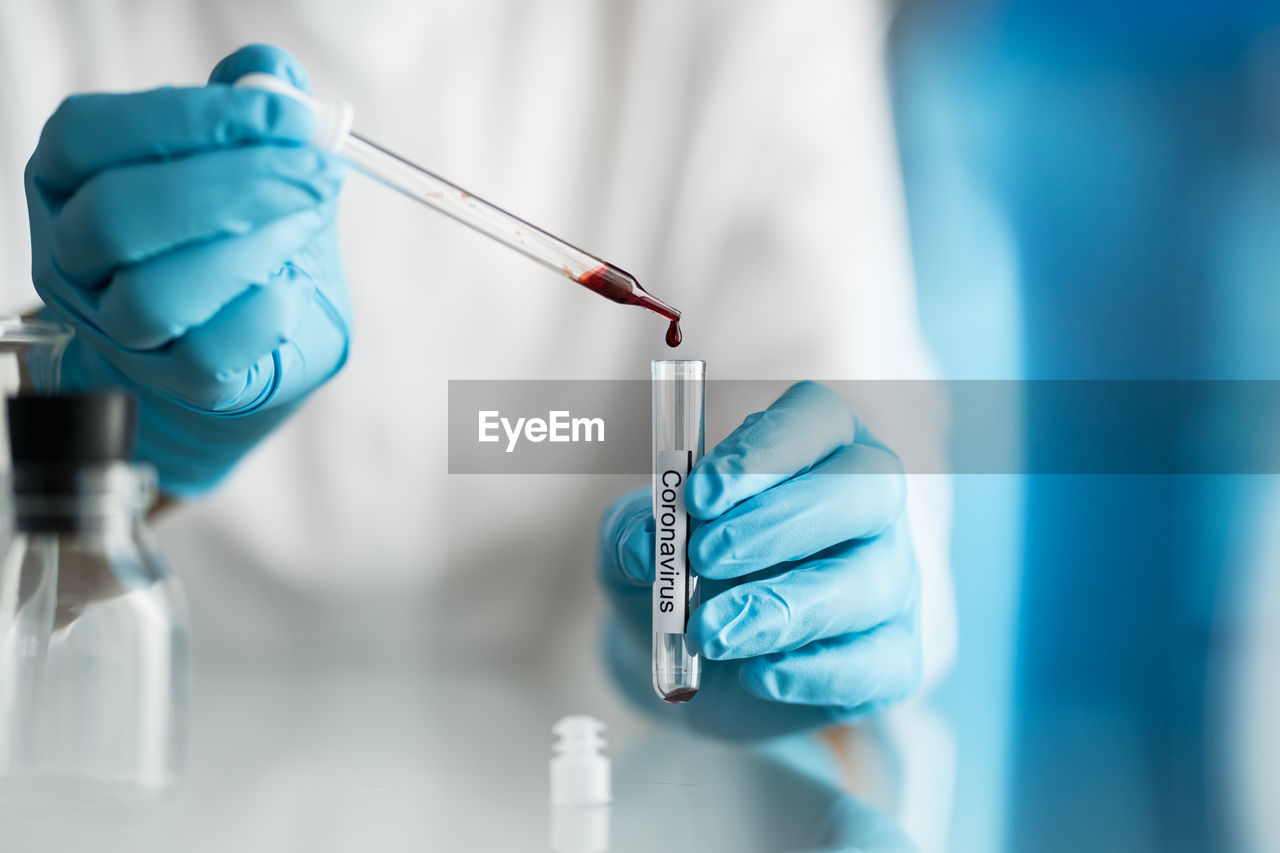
[1,655,937,852]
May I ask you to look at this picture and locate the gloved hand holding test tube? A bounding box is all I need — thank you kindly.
[600,381,922,740]
[232,72,683,346]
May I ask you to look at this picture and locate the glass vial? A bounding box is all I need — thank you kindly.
[651,360,705,703]
[0,394,187,808]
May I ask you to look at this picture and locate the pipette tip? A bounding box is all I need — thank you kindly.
[576,264,683,346]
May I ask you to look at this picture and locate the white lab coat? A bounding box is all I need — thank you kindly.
[0,0,954,726]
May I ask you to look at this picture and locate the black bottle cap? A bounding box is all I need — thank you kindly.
[7,392,138,468]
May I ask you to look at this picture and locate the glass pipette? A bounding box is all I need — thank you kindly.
[234,73,682,346]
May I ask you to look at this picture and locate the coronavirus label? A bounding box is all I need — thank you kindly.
[653,449,692,634]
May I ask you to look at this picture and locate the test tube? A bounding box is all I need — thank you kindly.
[651,360,705,703]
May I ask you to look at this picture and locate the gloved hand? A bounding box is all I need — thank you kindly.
[25,44,350,495]
[599,381,921,740]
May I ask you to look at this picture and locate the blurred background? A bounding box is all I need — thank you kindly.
[889,1,1280,850]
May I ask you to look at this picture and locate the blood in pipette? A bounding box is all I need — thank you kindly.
[576,264,637,302]
[577,264,682,348]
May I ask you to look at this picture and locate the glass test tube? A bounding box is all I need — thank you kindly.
[652,360,705,703]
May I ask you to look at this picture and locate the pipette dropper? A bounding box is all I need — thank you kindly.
[234,74,682,346]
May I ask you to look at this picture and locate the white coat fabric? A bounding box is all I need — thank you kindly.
[0,0,955,713]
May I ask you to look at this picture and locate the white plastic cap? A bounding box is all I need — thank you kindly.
[231,71,354,152]
[550,716,611,806]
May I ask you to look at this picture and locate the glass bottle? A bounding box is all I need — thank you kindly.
[0,393,186,808]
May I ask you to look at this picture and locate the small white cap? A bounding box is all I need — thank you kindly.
[550,716,611,806]
[231,72,354,152]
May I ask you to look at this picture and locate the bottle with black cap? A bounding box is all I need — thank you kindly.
[0,392,186,807]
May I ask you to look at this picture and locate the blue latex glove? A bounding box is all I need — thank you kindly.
[25,44,350,495]
[599,382,922,740]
